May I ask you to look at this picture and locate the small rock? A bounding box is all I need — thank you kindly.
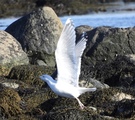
[102,115,117,120]
[79,78,109,89]
[2,82,19,89]
[88,106,97,111]
[111,92,135,101]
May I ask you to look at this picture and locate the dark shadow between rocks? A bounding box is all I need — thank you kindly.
[40,98,58,113]
[112,99,135,118]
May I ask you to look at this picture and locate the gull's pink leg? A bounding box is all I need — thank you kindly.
[75,97,85,109]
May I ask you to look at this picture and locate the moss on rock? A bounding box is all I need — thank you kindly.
[8,65,55,86]
[0,87,21,118]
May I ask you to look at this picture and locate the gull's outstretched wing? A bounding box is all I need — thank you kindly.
[75,33,87,86]
[55,18,77,86]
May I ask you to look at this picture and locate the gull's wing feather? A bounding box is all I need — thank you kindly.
[55,18,77,86]
[75,33,87,86]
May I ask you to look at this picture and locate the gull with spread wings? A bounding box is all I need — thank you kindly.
[40,18,96,109]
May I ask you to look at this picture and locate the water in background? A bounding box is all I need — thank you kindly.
[0,11,135,30]
[0,17,20,30]
[60,11,135,28]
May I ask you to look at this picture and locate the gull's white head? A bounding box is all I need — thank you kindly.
[40,74,54,83]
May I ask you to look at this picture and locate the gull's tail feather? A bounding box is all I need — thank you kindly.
[78,87,96,95]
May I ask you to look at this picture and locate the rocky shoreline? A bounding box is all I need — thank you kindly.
[0,6,135,120]
[1,0,135,18]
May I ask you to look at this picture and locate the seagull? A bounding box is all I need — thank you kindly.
[40,18,96,109]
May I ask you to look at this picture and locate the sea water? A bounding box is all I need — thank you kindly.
[60,11,135,28]
[0,11,135,30]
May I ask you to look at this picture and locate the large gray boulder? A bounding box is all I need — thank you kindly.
[0,30,29,76]
[75,26,135,88]
[76,26,135,66]
[5,6,63,66]
[88,27,135,64]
